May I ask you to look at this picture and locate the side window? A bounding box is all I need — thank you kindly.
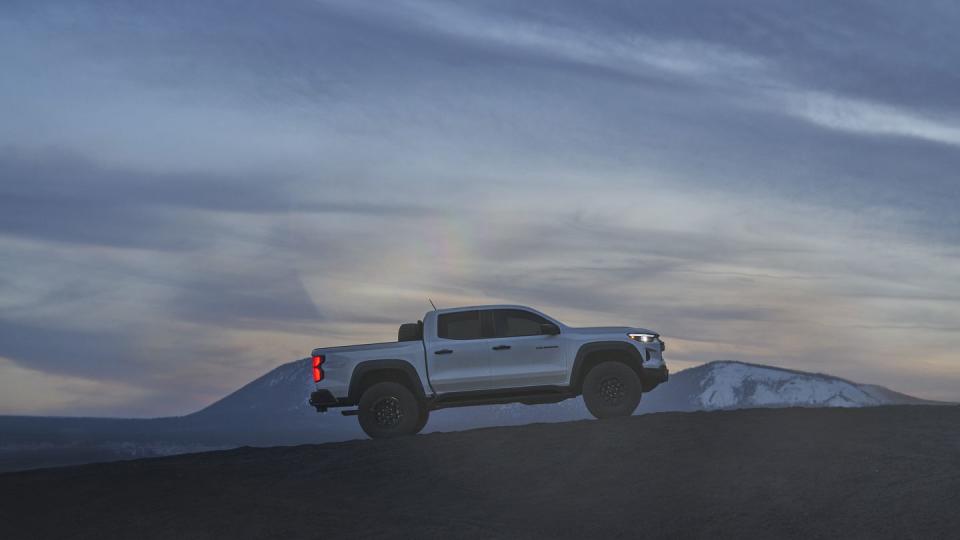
[494,309,551,338]
[437,310,483,340]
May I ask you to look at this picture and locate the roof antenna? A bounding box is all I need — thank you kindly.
[428,298,438,311]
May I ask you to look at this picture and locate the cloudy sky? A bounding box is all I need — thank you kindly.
[1,0,958,416]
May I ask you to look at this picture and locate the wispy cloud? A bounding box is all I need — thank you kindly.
[787,91,960,148]
[386,0,767,81]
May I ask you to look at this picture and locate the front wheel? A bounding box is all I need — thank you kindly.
[582,361,642,419]
[358,382,424,439]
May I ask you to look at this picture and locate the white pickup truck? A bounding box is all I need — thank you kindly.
[309,304,668,438]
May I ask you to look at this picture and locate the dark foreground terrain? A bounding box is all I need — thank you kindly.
[1,406,958,539]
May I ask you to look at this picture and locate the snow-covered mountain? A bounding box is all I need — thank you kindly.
[637,360,936,413]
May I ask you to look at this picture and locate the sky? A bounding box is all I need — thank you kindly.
[1,0,959,417]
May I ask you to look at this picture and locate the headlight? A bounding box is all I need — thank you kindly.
[628,333,659,343]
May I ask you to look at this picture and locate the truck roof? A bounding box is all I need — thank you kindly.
[432,304,538,314]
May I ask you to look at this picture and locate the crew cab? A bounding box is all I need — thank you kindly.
[309,305,668,438]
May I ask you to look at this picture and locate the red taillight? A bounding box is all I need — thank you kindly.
[312,354,325,383]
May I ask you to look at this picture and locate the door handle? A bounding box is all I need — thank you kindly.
[492,345,511,351]
[434,349,453,355]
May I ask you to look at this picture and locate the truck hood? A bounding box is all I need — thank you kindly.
[565,326,658,336]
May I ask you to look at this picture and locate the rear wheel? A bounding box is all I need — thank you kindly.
[582,361,641,419]
[358,382,423,439]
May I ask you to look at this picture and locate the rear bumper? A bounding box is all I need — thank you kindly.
[308,390,352,412]
[641,365,669,391]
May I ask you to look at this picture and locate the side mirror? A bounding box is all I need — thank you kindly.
[541,323,560,335]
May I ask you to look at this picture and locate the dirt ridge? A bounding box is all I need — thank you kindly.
[1,405,958,539]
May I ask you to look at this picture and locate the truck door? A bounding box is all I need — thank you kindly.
[487,308,567,389]
[426,310,495,393]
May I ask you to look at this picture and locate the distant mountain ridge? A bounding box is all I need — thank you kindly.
[0,359,944,472]
[194,359,937,427]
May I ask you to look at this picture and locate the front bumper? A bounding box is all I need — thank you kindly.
[641,365,669,391]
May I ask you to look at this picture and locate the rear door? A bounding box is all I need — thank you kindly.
[487,308,567,389]
[425,310,495,393]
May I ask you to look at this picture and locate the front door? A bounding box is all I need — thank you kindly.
[487,308,567,389]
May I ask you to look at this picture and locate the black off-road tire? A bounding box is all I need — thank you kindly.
[358,382,423,439]
[413,407,430,435]
[582,361,642,419]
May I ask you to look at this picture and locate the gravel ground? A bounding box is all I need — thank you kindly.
[1,405,958,539]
